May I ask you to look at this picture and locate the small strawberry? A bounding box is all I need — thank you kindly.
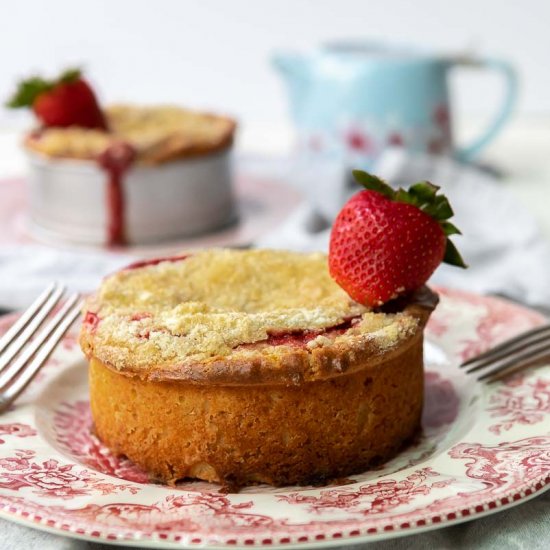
[6,68,107,130]
[329,170,466,307]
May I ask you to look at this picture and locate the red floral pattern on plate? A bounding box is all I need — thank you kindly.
[0,450,138,499]
[432,287,545,361]
[0,288,548,547]
[0,432,548,543]
[279,468,453,515]
[449,436,550,490]
[0,423,37,444]
[487,374,550,435]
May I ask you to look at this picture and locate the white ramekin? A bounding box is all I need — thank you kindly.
[25,149,236,246]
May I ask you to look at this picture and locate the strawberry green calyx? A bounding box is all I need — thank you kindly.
[352,170,467,269]
[6,68,82,109]
[58,68,82,84]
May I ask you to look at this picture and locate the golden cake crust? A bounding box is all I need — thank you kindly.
[80,250,437,385]
[24,104,236,164]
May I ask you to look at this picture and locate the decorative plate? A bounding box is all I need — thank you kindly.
[0,288,549,548]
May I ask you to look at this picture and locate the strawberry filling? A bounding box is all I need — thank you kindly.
[125,314,362,349]
[130,312,153,321]
[124,254,190,271]
[251,317,361,349]
[97,142,137,247]
[83,311,100,332]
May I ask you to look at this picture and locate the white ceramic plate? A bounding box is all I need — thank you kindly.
[0,287,549,548]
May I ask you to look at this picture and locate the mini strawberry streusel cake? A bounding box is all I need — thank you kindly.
[80,249,438,488]
[8,69,237,246]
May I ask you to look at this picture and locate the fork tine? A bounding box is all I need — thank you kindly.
[0,297,82,411]
[460,324,550,369]
[476,339,550,382]
[464,325,550,374]
[0,293,80,390]
[0,283,66,373]
[0,282,58,355]
[481,349,550,383]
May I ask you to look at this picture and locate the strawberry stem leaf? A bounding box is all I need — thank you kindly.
[6,67,82,109]
[409,181,439,203]
[353,170,395,199]
[444,238,468,268]
[59,68,82,84]
[441,221,462,236]
[395,188,416,205]
[424,195,454,221]
[6,77,52,108]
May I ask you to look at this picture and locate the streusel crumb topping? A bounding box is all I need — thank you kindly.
[81,249,419,373]
[25,104,235,163]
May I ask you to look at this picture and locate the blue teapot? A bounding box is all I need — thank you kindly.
[274,43,517,166]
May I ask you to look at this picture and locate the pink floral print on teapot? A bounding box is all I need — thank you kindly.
[274,42,517,166]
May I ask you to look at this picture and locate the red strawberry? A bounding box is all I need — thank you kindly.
[329,171,466,307]
[6,68,107,130]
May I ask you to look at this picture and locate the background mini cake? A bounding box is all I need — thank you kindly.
[26,105,237,246]
[7,70,237,246]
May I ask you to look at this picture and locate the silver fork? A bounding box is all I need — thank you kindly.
[460,323,550,383]
[0,283,82,413]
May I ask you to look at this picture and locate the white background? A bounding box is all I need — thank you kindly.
[1,0,549,137]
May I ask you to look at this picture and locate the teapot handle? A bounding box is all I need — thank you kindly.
[450,57,518,162]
